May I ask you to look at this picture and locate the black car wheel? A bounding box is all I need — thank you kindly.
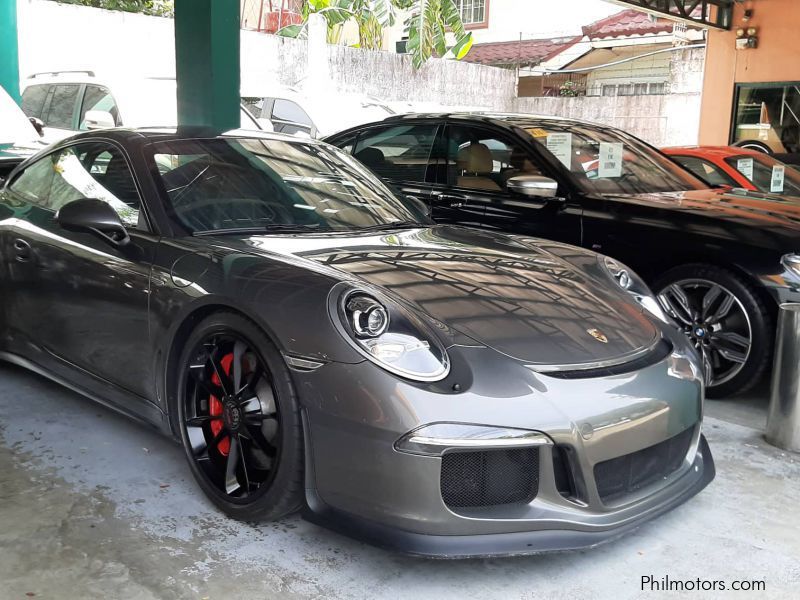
[176,312,304,521]
[732,139,773,154]
[654,265,772,399]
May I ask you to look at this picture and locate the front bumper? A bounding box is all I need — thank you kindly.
[294,331,714,557]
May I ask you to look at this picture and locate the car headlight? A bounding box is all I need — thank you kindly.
[781,253,800,282]
[599,256,671,324]
[335,290,450,382]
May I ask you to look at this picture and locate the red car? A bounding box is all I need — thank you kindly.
[663,146,800,197]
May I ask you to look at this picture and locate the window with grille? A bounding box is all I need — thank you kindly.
[457,0,487,26]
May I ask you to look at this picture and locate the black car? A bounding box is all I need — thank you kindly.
[326,113,800,397]
[0,128,713,556]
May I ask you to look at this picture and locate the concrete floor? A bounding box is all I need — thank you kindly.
[1,363,798,600]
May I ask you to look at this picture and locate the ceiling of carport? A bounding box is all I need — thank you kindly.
[606,0,733,30]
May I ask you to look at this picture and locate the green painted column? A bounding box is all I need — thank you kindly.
[174,0,240,130]
[0,0,21,103]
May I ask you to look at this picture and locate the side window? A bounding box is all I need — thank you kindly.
[10,143,142,227]
[331,133,358,155]
[673,156,737,187]
[446,125,544,192]
[43,84,80,130]
[272,99,313,128]
[79,86,120,130]
[21,84,50,119]
[351,124,438,183]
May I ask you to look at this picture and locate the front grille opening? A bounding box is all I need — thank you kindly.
[552,445,577,499]
[594,426,694,504]
[440,448,539,509]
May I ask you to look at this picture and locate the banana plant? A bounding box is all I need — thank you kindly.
[278,0,472,67]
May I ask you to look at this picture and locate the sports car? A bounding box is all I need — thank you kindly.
[0,127,714,557]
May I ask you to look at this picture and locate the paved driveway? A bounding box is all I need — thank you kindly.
[1,363,798,599]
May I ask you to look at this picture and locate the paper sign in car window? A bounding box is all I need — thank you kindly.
[771,164,785,193]
[546,133,572,168]
[737,157,754,180]
[598,142,623,178]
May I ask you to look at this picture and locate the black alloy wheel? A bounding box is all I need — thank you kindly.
[655,264,772,399]
[176,312,304,521]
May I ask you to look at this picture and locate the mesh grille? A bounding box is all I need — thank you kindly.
[594,427,694,503]
[440,448,539,509]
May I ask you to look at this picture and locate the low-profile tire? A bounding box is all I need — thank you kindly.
[654,264,773,399]
[175,311,304,521]
[732,139,773,154]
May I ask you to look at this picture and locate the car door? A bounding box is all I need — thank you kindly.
[3,140,157,401]
[349,122,440,214]
[437,123,583,244]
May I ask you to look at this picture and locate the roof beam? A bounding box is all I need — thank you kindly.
[606,0,733,30]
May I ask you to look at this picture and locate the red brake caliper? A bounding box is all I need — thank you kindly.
[209,353,234,456]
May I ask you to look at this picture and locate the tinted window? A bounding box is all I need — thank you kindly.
[21,84,49,119]
[79,86,119,130]
[272,99,313,127]
[43,84,80,129]
[526,123,706,194]
[352,124,438,183]
[447,125,543,192]
[725,154,800,196]
[150,137,419,234]
[672,156,738,187]
[9,143,141,226]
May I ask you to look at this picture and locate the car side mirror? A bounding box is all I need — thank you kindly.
[56,199,130,247]
[83,110,116,130]
[406,195,432,219]
[29,117,44,137]
[507,175,559,199]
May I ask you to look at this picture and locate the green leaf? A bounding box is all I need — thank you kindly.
[451,32,473,60]
[276,24,304,38]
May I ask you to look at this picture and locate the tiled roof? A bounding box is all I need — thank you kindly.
[582,9,676,39]
[464,36,582,66]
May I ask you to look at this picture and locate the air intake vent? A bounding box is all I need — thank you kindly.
[440,448,539,509]
[594,426,694,503]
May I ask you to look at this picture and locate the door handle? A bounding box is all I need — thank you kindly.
[433,192,469,208]
[13,238,32,262]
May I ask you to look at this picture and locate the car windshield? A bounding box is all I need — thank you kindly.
[0,86,39,145]
[723,153,800,196]
[526,122,707,195]
[149,137,422,234]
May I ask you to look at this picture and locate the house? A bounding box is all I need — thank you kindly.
[463,9,704,98]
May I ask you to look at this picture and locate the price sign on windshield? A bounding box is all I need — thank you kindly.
[598,143,623,178]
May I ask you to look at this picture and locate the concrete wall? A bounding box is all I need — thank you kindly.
[700,0,800,145]
[16,0,515,110]
[514,47,706,147]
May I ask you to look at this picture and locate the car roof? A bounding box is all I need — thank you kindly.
[662,146,760,158]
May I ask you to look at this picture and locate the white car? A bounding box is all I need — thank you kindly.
[20,71,269,143]
[241,85,395,138]
[0,85,47,181]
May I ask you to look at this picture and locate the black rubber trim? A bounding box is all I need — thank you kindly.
[302,435,715,558]
[544,339,673,380]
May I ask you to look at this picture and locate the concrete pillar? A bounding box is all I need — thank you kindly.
[0,0,20,103]
[174,0,240,130]
[305,13,330,95]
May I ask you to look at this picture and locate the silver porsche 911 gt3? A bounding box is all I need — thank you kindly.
[0,128,714,557]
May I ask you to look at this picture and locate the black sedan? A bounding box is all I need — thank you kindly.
[0,128,712,557]
[326,113,800,397]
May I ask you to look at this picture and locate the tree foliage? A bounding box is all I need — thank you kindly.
[278,0,472,68]
[52,0,174,17]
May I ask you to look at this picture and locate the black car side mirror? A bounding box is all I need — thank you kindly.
[29,117,44,137]
[507,175,560,199]
[56,199,130,247]
[405,195,432,219]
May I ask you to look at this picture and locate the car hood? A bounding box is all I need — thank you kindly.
[219,226,659,367]
[604,187,800,243]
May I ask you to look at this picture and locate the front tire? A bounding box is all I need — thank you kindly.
[654,264,772,399]
[176,311,304,521]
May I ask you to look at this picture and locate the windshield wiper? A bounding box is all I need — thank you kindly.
[192,224,323,237]
[356,220,426,233]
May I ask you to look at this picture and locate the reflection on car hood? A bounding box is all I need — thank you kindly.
[229,225,658,367]
[603,188,800,245]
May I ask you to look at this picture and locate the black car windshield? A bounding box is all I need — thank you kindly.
[148,137,422,234]
[526,123,707,195]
